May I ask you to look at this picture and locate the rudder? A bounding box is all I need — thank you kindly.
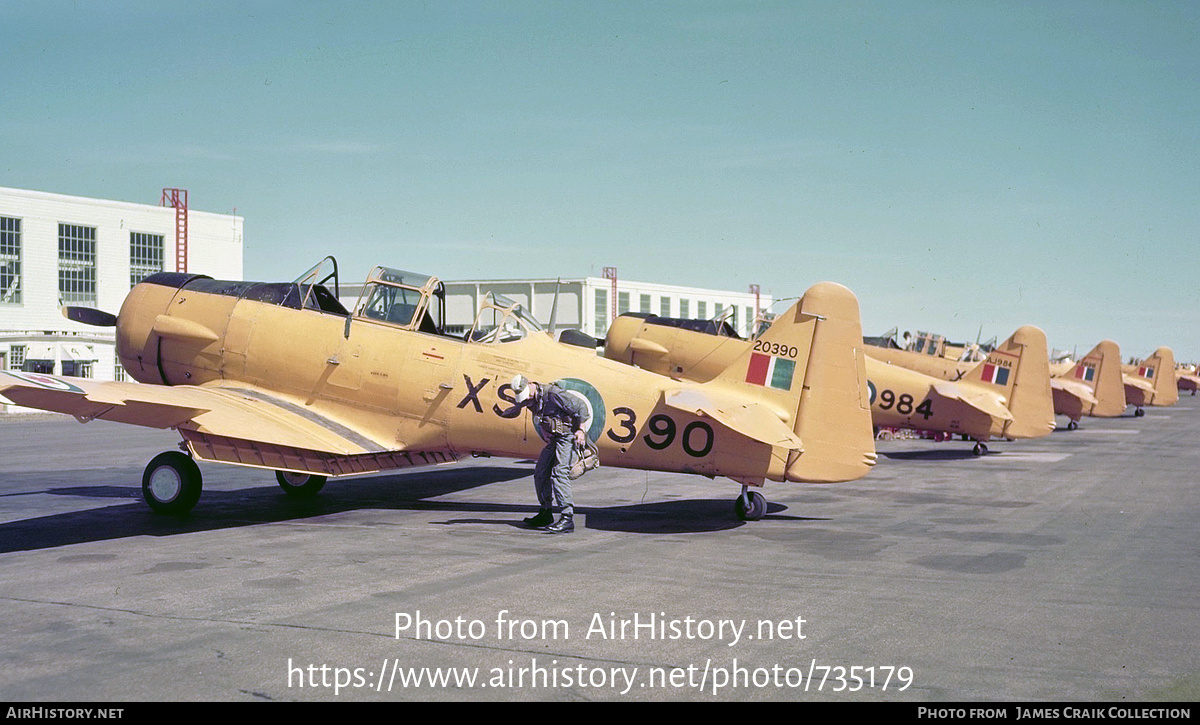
[713,282,875,482]
[961,326,1055,439]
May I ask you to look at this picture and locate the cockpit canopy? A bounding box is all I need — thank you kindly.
[353,266,445,334]
[274,258,544,344]
[466,292,543,344]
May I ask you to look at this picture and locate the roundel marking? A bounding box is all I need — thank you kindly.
[867,380,877,406]
[3,370,85,394]
[533,377,606,443]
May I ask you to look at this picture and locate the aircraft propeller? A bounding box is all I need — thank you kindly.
[62,306,118,327]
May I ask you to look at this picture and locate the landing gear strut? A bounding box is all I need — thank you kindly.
[142,451,202,515]
[734,486,767,521]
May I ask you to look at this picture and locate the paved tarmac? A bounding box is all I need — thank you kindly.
[0,397,1197,702]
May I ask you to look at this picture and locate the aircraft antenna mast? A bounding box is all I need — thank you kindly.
[161,188,189,273]
[602,266,618,325]
[749,284,761,334]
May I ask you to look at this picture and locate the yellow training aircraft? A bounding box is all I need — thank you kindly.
[1176,365,1200,396]
[1049,340,1126,429]
[0,258,876,521]
[608,316,1055,455]
[1121,347,1179,415]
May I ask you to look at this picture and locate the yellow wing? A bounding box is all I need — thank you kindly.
[0,371,451,476]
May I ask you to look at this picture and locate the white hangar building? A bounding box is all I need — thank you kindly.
[0,186,243,404]
[441,274,772,341]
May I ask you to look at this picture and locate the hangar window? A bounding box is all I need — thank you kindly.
[8,345,24,370]
[594,289,608,337]
[130,232,164,287]
[660,298,671,317]
[0,216,20,304]
[640,294,650,313]
[679,298,689,318]
[618,291,630,315]
[58,224,97,306]
[697,301,707,319]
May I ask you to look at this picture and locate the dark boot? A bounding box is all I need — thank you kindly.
[544,515,574,534]
[523,509,553,528]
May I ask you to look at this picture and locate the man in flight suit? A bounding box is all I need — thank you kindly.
[510,375,589,534]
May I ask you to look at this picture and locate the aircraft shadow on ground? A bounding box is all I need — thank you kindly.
[0,465,784,551]
[578,500,812,533]
[880,449,980,461]
[0,465,532,553]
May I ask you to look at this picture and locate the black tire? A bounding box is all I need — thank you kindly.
[142,451,202,515]
[1134,408,1145,417]
[1067,420,1079,431]
[734,491,767,521]
[973,442,988,456]
[275,470,327,497]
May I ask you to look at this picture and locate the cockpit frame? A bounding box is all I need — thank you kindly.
[352,265,445,335]
[466,292,544,344]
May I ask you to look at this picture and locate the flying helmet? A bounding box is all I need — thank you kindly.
[512,374,534,403]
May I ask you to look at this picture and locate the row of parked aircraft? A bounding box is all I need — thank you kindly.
[606,314,1184,452]
[0,258,1186,522]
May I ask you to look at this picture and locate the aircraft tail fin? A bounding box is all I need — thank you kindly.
[714,282,875,482]
[1129,347,1179,407]
[960,326,1055,439]
[1068,340,1126,417]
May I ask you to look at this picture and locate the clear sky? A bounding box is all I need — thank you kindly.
[4,1,1198,361]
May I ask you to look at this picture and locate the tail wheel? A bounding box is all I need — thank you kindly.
[734,490,767,521]
[275,471,327,497]
[142,451,202,515]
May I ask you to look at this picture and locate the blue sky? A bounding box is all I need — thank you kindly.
[4,1,1198,360]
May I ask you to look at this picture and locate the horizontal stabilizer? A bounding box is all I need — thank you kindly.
[665,388,803,451]
[1051,378,1098,407]
[1122,375,1154,394]
[930,382,1014,423]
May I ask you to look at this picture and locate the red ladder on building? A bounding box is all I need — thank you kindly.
[161,188,188,273]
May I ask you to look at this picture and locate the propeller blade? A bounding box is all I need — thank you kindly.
[62,306,117,327]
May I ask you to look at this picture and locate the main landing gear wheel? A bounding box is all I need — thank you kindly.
[1067,420,1079,431]
[275,471,327,497]
[734,489,767,521]
[1134,407,1146,417]
[142,451,202,515]
[973,442,989,456]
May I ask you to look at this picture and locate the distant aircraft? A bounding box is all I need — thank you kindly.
[1049,341,1126,429]
[1176,365,1200,396]
[608,316,1055,455]
[0,259,877,521]
[1121,347,1179,414]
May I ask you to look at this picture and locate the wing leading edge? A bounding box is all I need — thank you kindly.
[0,371,456,477]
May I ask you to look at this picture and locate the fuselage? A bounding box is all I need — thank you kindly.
[114,272,853,485]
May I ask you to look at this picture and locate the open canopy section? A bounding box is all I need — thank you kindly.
[467,292,544,344]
